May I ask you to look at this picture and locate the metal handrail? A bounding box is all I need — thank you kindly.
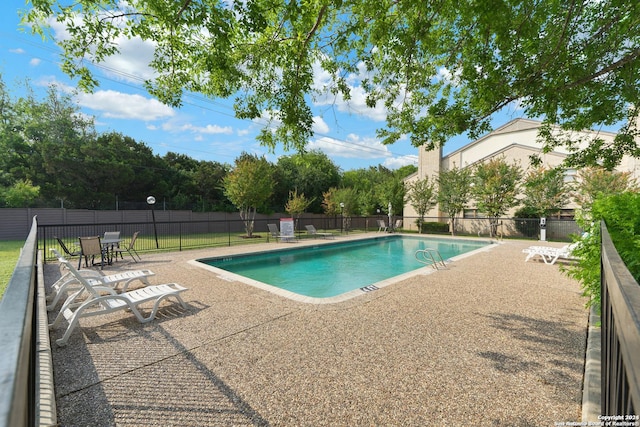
[600,221,640,415]
[414,248,447,270]
[0,216,38,426]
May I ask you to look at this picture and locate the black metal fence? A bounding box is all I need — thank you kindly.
[600,221,640,415]
[0,217,38,427]
[37,216,377,262]
[37,215,583,262]
[3,216,639,423]
[400,216,581,241]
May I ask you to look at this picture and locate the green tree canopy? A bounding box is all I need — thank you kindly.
[521,166,570,218]
[472,157,522,237]
[437,165,472,236]
[0,77,231,209]
[23,0,640,166]
[223,153,275,237]
[573,167,638,219]
[407,176,437,234]
[1,180,40,207]
[566,192,640,311]
[274,150,340,213]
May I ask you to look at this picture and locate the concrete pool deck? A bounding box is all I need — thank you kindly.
[44,233,590,426]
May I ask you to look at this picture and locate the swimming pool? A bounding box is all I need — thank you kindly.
[193,235,492,303]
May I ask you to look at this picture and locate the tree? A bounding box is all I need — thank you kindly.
[23,1,640,166]
[223,154,275,237]
[472,158,522,238]
[193,160,232,211]
[436,166,472,236]
[13,85,100,207]
[342,166,387,216]
[572,167,638,220]
[1,180,40,207]
[322,187,358,231]
[285,189,313,231]
[406,177,437,234]
[566,192,640,311]
[521,167,570,218]
[274,150,340,213]
[0,77,176,209]
[374,167,407,220]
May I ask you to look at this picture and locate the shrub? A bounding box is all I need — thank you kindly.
[420,222,449,234]
[565,192,640,312]
[513,207,539,238]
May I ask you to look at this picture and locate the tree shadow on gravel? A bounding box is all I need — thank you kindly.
[476,312,587,402]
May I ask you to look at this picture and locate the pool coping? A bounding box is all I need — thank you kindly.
[188,234,498,304]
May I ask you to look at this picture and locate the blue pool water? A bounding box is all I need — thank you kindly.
[197,235,489,299]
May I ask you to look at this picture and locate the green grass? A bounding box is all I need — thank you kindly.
[2,228,362,297]
[0,240,23,298]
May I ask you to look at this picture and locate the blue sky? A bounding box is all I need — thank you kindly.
[0,2,528,171]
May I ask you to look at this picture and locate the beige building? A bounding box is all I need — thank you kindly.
[403,118,639,232]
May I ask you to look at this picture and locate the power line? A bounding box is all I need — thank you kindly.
[1,29,417,163]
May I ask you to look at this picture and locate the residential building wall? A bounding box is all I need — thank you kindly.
[403,118,637,232]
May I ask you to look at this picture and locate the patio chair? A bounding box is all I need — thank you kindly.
[377,220,388,232]
[522,242,579,265]
[112,231,142,262]
[103,231,122,260]
[103,231,120,241]
[55,236,81,260]
[47,249,156,310]
[78,236,108,269]
[394,219,403,230]
[305,225,334,239]
[49,254,188,346]
[268,224,296,242]
[267,223,280,239]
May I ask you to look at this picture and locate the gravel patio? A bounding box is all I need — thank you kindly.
[44,234,589,426]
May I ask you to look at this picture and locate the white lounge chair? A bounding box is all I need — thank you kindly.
[377,220,388,232]
[522,242,579,264]
[47,249,155,311]
[305,225,334,239]
[49,255,188,346]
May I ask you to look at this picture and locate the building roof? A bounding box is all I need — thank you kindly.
[443,117,618,165]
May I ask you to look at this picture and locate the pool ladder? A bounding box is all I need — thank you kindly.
[415,248,447,270]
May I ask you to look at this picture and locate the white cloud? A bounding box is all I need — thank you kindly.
[311,61,389,122]
[29,76,174,121]
[34,75,61,88]
[75,90,174,120]
[47,14,156,83]
[308,133,391,159]
[382,155,419,170]
[10,48,25,54]
[312,116,330,134]
[99,36,157,82]
[167,123,233,135]
[436,66,462,86]
[29,58,41,66]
